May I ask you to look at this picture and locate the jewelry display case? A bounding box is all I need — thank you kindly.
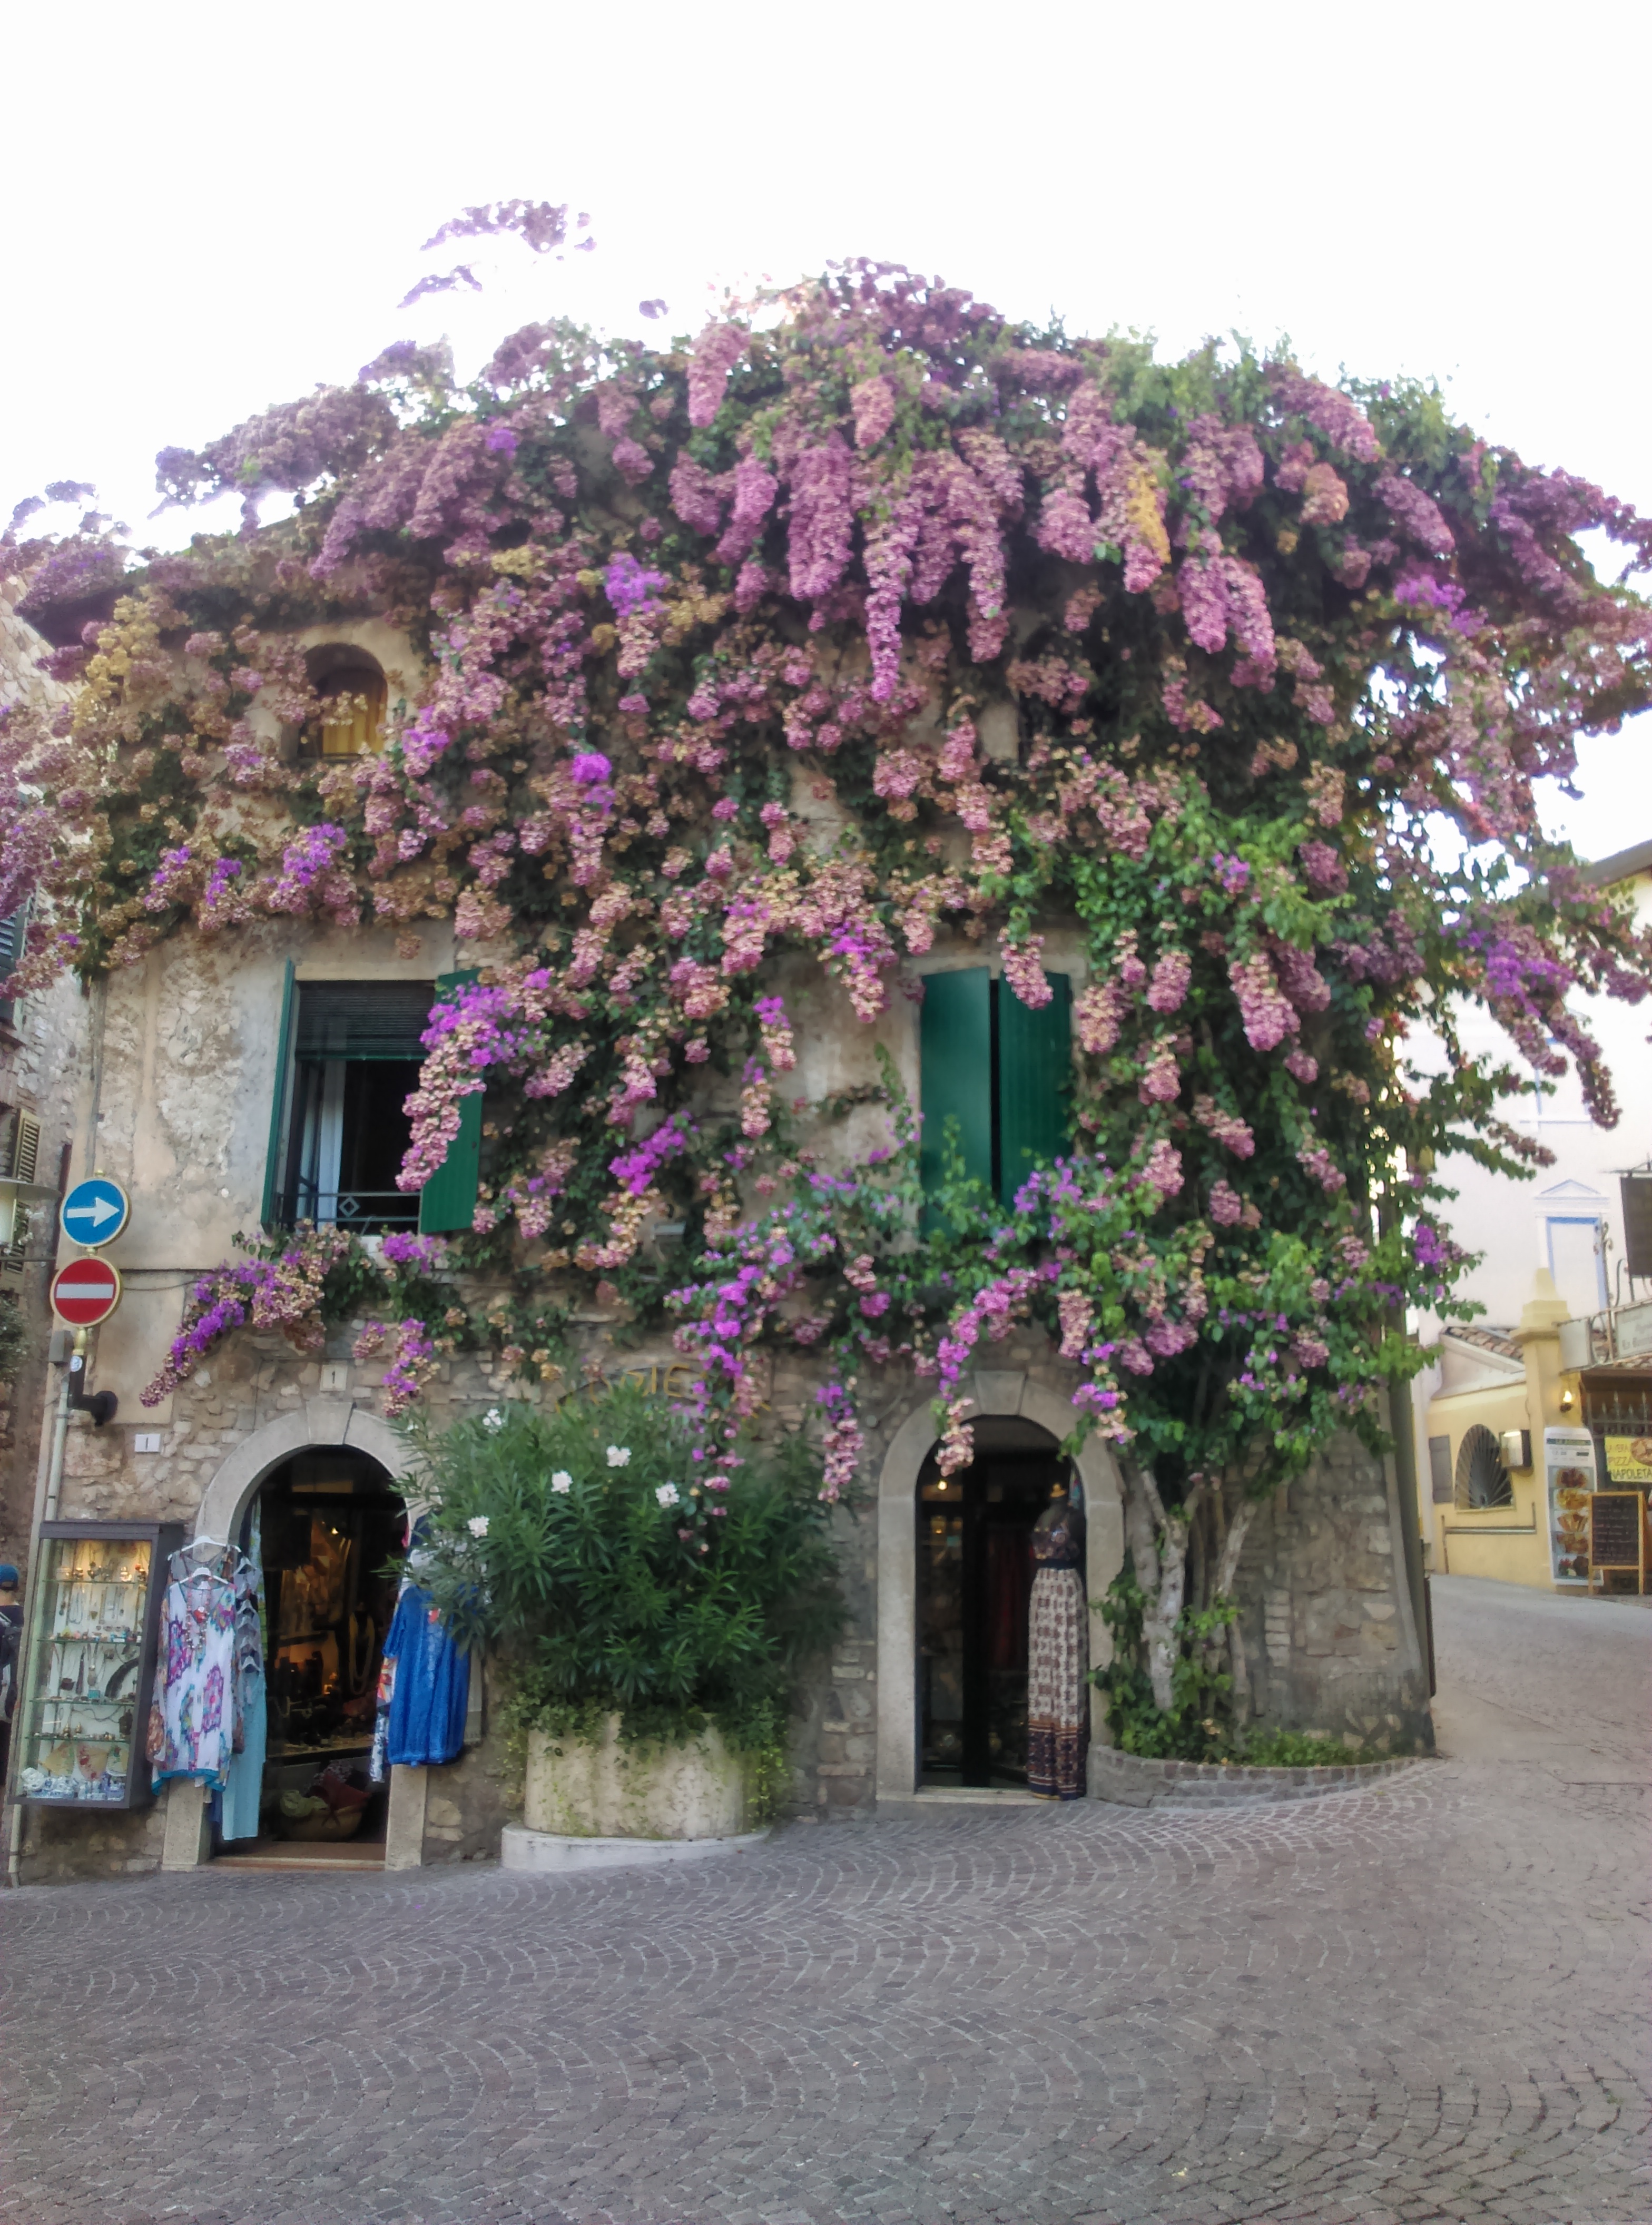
[13,1521,183,1808]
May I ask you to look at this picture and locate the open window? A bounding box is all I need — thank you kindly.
[261,972,480,1235]
[302,645,387,760]
[0,1103,40,1275]
[1547,1214,1607,1318]
[919,968,1072,1213]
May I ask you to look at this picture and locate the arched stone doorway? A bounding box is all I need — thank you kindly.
[162,1401,427,1871]
[194,1397,420,1542]
[248,1442,407,1852]
[875,1372,1123,1803]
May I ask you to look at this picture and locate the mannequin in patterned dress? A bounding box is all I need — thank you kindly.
[1026,1480,1088,1799]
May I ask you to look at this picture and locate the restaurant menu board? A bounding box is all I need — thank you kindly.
[1545,1425,1598,1586]
[1589,1493,1644,1585]
[1604,1434,1652,1484]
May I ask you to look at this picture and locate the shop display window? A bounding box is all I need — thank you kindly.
[14,1522,182,1808]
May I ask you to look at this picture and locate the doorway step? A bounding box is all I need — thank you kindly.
[212,1837,386,1872]
[879,1787,1047,1814]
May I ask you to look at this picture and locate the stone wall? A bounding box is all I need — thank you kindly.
[16,1789,168,1883]
[418,1664,516,1866]
[1233,1430,1433,1753]
[809,1629,880,1817]
[17,1301,886,1876]
[0,580,88,1572]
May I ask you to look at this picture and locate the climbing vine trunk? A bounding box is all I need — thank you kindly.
[1120,1461,1258,1717]
[1120,1459,1200,1713]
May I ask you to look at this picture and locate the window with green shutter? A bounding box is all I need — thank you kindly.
[919,967,1073,1216]
[919,969,992,1205]
[418,971,481,1234]
[261,971,480,1234]
[996,972,1072,1204]
[260,962,298,1231]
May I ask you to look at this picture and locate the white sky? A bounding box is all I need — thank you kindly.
[5,0,1647,859]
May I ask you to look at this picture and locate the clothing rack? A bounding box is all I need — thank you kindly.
[167,1536,252,1587]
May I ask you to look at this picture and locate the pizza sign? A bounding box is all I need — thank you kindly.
[1605,1434,1652,1485]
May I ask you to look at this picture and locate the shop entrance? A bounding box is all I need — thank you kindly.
[214,1447,406,1863]
[916,1420,1066,1787]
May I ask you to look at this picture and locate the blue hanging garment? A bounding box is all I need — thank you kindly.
[383,1582,469,1768]
[221,1527,268,1841]
[221,1680,267,1839]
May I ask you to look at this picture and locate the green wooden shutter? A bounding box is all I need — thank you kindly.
[919,968,992,1210]
[996,972,1071,1206]
[260,960,297,1230]
[418,970,481,1235]
[0,901,28,1027]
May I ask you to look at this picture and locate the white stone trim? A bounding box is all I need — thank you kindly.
[160,1779,209,1870]
[384,1765,428,1869]
[500,1825,770,1875]
[873,1370,1123,1803]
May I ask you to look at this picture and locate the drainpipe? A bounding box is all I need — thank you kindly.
[42,1336,77,1521]
[5,1346,77,1886]
[1378,1188,1433,1708]
[1388,1369,1434,1699]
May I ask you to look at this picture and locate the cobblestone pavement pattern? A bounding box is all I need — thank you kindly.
[2,1576,1648,2225]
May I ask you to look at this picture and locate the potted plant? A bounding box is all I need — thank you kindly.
[408,1381,845,1839]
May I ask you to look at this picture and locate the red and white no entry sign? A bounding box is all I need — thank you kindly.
[50,1256,122,1327]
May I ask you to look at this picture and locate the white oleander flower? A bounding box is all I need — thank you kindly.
[606,1444,631,1468]
[482,1408,505,1433]
[550,1470,573,1494]
[655,1481,681,1508]
[466,1515,490,1538]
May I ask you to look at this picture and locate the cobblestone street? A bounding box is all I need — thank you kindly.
[2,1575,1647,2225]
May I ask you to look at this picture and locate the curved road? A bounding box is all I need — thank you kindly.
[1,1575,1647,2225]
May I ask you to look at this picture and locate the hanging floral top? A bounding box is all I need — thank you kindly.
[148,1561,238,1791]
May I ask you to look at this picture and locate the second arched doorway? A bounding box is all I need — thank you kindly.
[876,1374,1124,1804]
[917,1418,1066,1787]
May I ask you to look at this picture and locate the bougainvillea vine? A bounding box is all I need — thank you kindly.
[6,251,1651,1730]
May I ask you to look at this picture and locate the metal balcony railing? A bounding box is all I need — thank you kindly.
[269,1184,419,1232]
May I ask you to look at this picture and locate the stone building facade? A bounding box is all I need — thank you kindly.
[11,903,1433,1881]
[17,1295,1432,1882]
[3,615,1433,1886]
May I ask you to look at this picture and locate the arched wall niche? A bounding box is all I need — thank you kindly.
[874,1371,1123,1801]
[194,1398,423,1545]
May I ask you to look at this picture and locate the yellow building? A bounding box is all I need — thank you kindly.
[1421,1269,1649,1592]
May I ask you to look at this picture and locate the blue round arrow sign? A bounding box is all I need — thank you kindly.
[59,1176,130,1248]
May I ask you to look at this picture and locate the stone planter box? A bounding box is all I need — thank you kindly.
[1090,1743,1422,1809]
[523,1716,751,1840]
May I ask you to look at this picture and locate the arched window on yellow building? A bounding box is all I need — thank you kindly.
[1454,1425,1514,1511]
[303,646,387,759]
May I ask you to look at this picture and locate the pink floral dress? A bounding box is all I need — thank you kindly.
[148,1566,238,1790]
